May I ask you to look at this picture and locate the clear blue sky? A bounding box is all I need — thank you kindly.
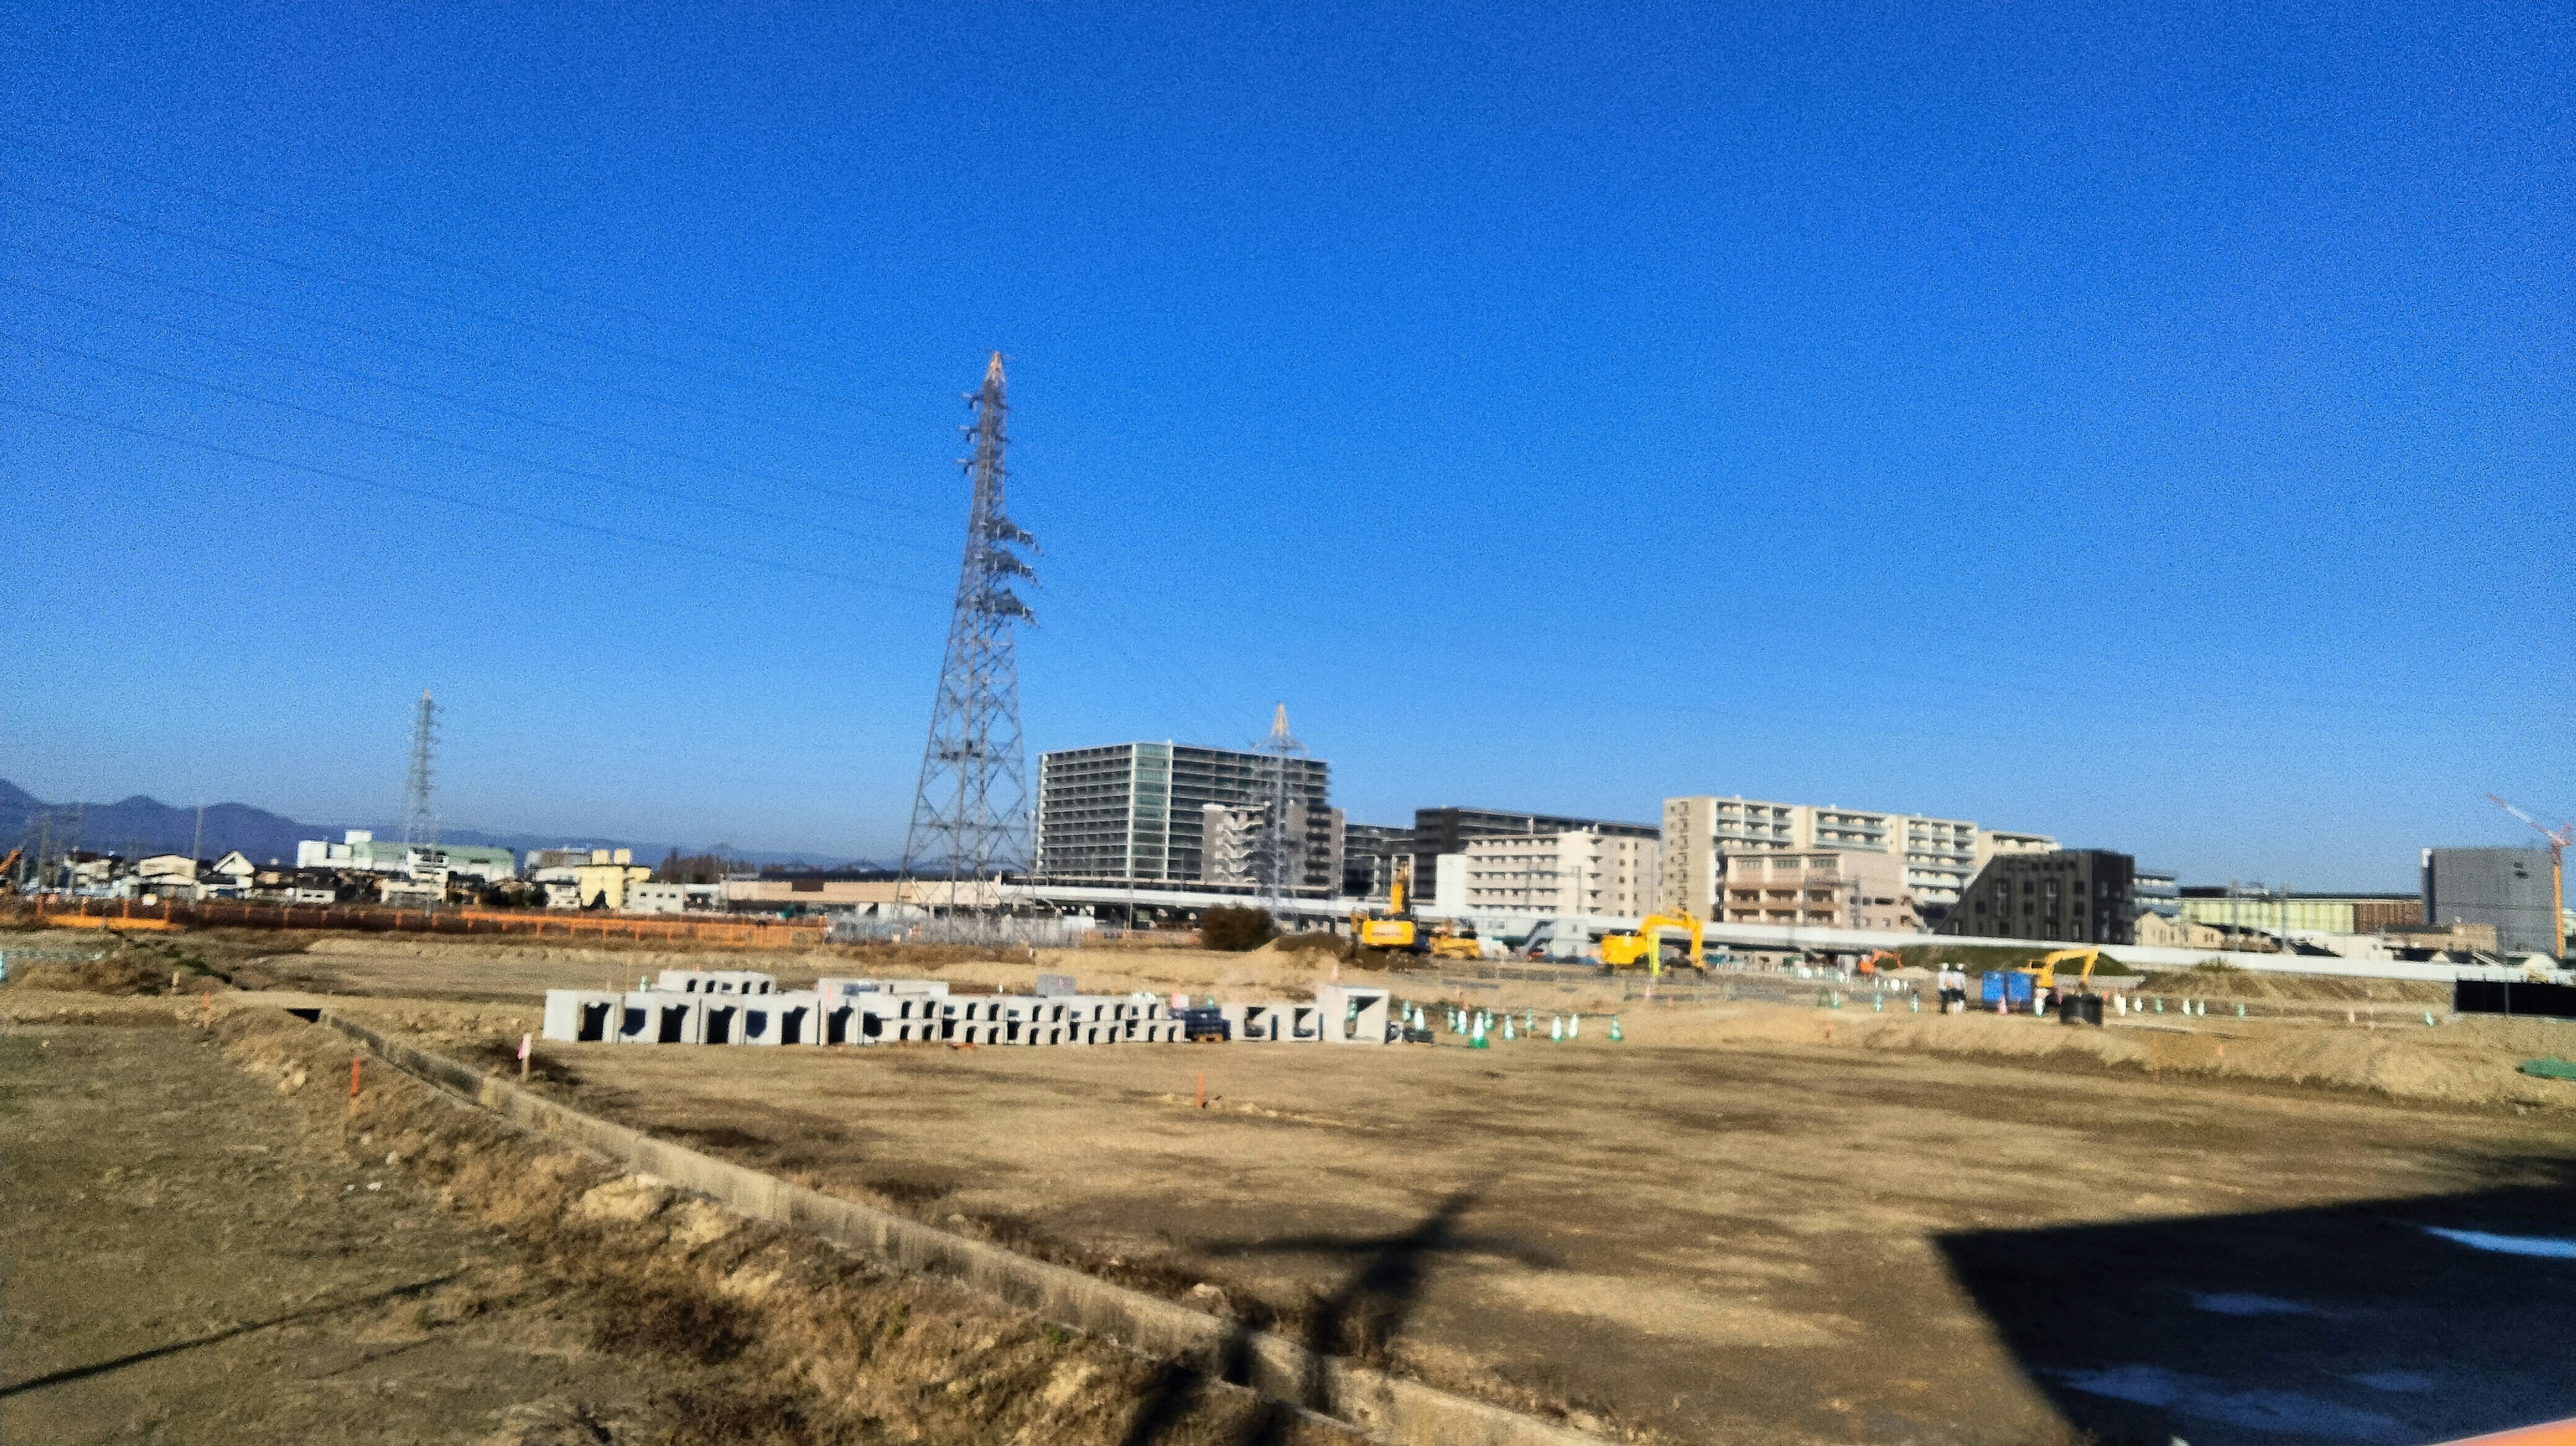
[3,4,2569,887]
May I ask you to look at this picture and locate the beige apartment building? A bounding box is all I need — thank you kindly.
[1719,849,1919,931]
[1660,795,2054,921]
[1461,828,1660,915]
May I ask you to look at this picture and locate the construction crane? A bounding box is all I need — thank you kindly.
[2487,793,2571,960]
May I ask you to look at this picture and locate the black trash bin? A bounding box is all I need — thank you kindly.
[2081,993,2104,1025]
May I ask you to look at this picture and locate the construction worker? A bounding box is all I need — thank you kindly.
[1937,964,1968,1014]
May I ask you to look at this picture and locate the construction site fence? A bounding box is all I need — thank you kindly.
[11,896,831,948]
[830,915,1094,950]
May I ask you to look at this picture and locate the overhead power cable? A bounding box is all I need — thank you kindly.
[1,238,903,453]
[0,129,898,380]
[0,190,900,421]
[1,274,941,522]
[0,396,938,598]
[5,330,946,551]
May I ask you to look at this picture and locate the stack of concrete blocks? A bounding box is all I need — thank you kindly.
[657,968,776,996]
[818,978,947,1044]
[548,972,1341,1050]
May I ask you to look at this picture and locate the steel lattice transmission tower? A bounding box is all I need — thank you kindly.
[902,353,1036,912]
[402,689,441,846]
[1252,704,1307,911]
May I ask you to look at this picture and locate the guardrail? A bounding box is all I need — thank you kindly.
[13,897,830,948]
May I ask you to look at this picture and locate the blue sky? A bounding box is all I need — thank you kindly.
[1,3,2569,887]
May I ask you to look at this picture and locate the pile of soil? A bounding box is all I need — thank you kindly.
[1638,1002,2576,1112]
[2131,966,2448,1005]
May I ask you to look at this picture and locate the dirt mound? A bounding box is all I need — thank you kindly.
[1634,1001,2576,1112]
[2132,966,2448,1004]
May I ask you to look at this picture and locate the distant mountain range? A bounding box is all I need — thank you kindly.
[0,780,875,871]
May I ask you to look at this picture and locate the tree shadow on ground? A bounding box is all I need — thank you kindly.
[1935,1163,2576,1446]
[1120,1186,1538,1446]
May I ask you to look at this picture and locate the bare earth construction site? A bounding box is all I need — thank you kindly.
[7,930,2575,1445]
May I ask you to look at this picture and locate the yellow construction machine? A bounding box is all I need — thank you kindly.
[2019,947,2100,993]
[1599,913,1706,976]
[1350,856,1423,952]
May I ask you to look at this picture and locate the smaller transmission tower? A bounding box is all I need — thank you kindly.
[402,690,441,846]
[1252,705,1307,912]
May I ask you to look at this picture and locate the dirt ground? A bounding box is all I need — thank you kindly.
[11,928,2576,1445]
[0,1017,672,1445]
[0,1003,1356,1446]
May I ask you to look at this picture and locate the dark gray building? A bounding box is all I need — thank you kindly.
[2423,846,2560,956]
[1940,849,2138,946]
[1033,742,1338,895]
[1339,822,1411,898]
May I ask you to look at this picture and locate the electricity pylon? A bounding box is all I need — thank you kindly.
[402,690,440,846]
[902,353,1035,915]
[1253,704,1307,911]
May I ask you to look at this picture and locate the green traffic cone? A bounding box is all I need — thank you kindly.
[1503,1017,1515,1041]
[1608,1016,1623,1042]
[1569,1014,1580,1038]
[2235,1002,2246,1019]
[1550,1016,1563,1041]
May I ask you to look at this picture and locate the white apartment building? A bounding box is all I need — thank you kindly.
[1660,795,2054,921]
[1462,828,1660,915]
[1719,849,1919,931]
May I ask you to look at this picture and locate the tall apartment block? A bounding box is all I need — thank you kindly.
[1033,742,1340,896]
[1659,795,2055,921]
[1459,829,1661,916]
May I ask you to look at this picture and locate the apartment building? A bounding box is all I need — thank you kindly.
[1660,795,2053,921]
[1033,741,1339,895]
[1939,849,2138,945]
[1717,849,1918,931]
[1460,828,1660,915]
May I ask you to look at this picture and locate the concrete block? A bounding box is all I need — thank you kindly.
[739,997,786,1046]
[1283,1004,1322,1042]
[756,991,816,1046]
[542,989,623,1043]
[651,995,706,1044]
[822,1001,861,1045]
[1318,985,1391,1044]
[700,1001,743,1046]
[614,991,662,1044]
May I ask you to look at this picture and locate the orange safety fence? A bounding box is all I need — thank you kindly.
[13,895,830,948]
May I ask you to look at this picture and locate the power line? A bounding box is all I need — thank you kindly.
[0,396,939,598]
[0,129,898,379]
[2,274,943,523]
[1,238,892,451]
[0,189,904,420]
[6,331,944,547]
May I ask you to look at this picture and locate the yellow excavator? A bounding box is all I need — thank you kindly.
[2019,947,2100,992]
[1351,857,1423,952]
[1600,913,1707,977]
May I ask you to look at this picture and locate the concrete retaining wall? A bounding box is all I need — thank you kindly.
[319,1011,1593,1446]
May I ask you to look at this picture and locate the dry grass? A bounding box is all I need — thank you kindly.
[214,1011,1359,1446]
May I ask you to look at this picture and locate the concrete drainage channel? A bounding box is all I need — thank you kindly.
[310,1009,1596,1446]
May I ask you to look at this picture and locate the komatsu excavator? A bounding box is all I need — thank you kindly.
[1599,913,1707,977]
[1350,856,1423,952]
